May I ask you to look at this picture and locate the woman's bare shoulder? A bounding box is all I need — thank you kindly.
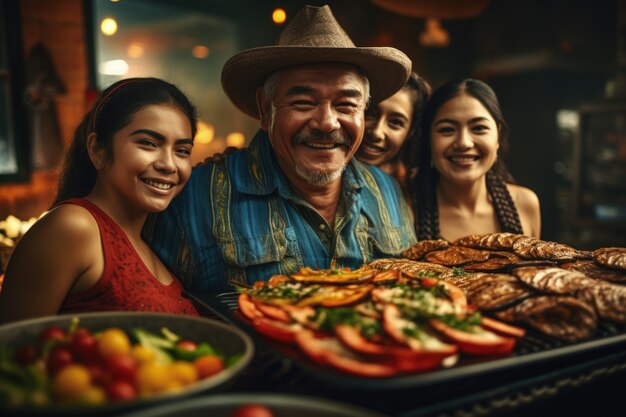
[507,183,541,237]
[25,204,100,247]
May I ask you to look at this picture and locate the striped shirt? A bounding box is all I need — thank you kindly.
[145,130,416,301]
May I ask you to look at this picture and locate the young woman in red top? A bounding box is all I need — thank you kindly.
[0,78,200,323]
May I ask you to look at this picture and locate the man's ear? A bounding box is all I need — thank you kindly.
[86,132,105,170]
[256,87,270,131]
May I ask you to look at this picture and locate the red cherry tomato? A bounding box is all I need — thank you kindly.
[230,404,275,417]
[71,331,99,363]
[86,362,110,387]
[176,340,198,351]
[46,344,74,375]
[105,354,138,383]
[40,325,67,343]
[105,380,137,402]
[14,344,39,366]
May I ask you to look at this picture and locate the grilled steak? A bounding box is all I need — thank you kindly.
[401,239,450,260]
[561,260,626,283]
[424,246,491,267]
[453,233,525,250]
[593,247,626,271]
[494,295,597,341]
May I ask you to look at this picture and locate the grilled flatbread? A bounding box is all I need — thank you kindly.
[494,295,597,341]
[593,247,626,271]
[366,258,452,277]
[401,239,450,260]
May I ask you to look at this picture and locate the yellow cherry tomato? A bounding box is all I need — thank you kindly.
[137,363,170,394]
[80,386,106,405]
[169,361,198,386]
[53,364,92,400]
[131,345,156,365]
[98,328,131,357]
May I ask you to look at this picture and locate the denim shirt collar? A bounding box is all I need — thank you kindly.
[235,130,371,206]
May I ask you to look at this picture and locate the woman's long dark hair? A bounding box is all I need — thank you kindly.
[409,78,523,240]
[54,78,198,205]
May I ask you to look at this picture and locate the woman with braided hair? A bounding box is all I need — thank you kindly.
[409,78,540,241]
[357,72,432,205]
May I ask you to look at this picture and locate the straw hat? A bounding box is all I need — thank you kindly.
[221,5,412,119]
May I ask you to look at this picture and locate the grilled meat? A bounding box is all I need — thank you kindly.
[453,233,526,250]
[445,272,532,311]
[512,237,591,261]
[401,239,450,260]
[424,246,491,267]
[494,295,597,341]
[366,258,452,277]
[512,267,597,294]
[561,260,626,283]
[593,247,626,271]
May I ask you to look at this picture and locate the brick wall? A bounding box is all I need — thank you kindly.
[0,0,88,219]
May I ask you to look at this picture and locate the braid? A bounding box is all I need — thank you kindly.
[414,167,441,240]
[486,169,523,234]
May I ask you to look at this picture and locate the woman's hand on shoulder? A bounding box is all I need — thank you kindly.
[0,204,102,323]
[508,184,541,238]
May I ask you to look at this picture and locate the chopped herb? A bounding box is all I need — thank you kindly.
[452,267,468,276]
[313,307,381,339]
[438,312,482,332]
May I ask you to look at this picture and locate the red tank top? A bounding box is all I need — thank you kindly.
[59,198,199,316]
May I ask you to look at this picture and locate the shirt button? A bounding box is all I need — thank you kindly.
[319,224,326,231]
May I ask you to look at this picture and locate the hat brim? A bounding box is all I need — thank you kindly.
[221,46,412,119]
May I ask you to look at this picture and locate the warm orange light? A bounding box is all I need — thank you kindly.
[192,45,210,59]
[226,132,245,148]
[101,18,118,36]
[272,8,287,25]
[127,43,144,58]
[196,121,215,144]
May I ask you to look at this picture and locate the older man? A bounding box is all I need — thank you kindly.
[145,5,416,296]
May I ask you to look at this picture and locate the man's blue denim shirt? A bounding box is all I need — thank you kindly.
[145,130,416,301]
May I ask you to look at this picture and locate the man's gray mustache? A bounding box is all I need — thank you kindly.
[292,130,351,146]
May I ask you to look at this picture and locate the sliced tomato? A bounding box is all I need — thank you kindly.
[281,305,317,328]
[238,293,264,321]
[438,280,468,312]
[252,300,292,323]
[295,331,398,378]
[251,317,301,344]
[429,319,516,356]
[382,305,457,357]
[372,269,399,284]
[480,317,526,339]
[268,274,292,286]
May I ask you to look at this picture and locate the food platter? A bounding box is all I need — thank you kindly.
[0,312,254,416]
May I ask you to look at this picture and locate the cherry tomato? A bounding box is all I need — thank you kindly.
[40,325,67,343]
[136,363,170,393]
[420,278,438,288]
[46,344,74,375]
[85,362,110,387]
[53,364,92,400]
[105,380,137,402]
[105,354,138,382]
[230,404,275,417]
[193,355,224,379]
[14,344,39,366]
[176,340,198,351]
[98,328,131,357]
[71,331,99,363]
